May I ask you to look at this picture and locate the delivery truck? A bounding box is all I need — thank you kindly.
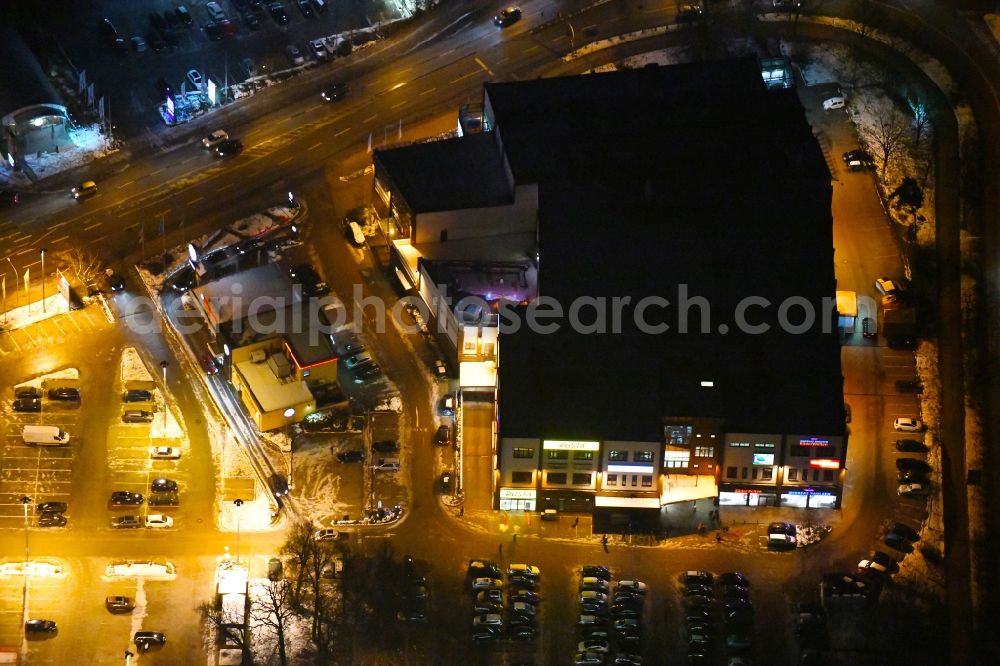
[21,425,70,446]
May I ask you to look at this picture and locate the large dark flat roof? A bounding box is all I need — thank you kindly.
[374,132,512,213]
[495,60,843,441]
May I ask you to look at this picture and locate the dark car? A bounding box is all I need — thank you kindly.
[25,619,57,633]
[895,379,924,394]
[37,501,67,514]
[898,469,929,484]
[242,9,261,29]
[842,149,873,171]
[122,410,154,423]
[123,389,152,403]
[205,21,224,40]
[434,424,451,446]
[896,439,928,453]
[268,2,289,24]
[862,316,877,338]
[896,458,931,473]
[718,572,750,587]
[676,3,704,22]
[15,386,41,399]
[175,6,193,25]
[106,595,134,612]
[151,477,178,493]
[508,573,537,588]
[38,512,67,527]
[494,6,522,27]
[583,565,611,580]
[337,450,365,463]
[110,491,144,506]
[887,522,920,542]
[0,189,18,205]
[268,557,283,581]
[215,139,244,158]
[321,83,348,102]
[439,471,453,492]
[148,493,179,507]
[13,398,41,412]
[269,473,289,497]
[297,0,315,17]
[48,387,80,401]
[134,631,166,648]
[373,440,399,453]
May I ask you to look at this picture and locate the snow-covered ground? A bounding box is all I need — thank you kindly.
[0,294,70,331]
[14,367,79,388]
[120,347,155,383]
[20,124,119,182]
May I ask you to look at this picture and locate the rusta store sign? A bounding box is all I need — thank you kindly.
[543,440,600,451]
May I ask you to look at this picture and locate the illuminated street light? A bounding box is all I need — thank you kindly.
[39,248,46,313]
[19,496,31,660]
[234,499,244,566]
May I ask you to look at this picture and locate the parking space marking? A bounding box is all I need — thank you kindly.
[80,308,99,329]
[187,196,204,205]
[84,221,103,231]
[52,318,68,337]
[363,114,377,123]
[277,156,293,165]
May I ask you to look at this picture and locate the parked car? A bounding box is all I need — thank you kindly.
[111,515,142,529]
[175,6,193,25]
[862,316,877,338]
[718,572,750,587]
[894,417,924,432]
[145,514,173,529]
[681,571,714,587]
[308,38,325,59]
[676,3,703,22]
[148,493,179,507]
[896,379,923,393]
[104,269,125,292]
[286,44,304,66]
[15,386,41,399]
[343,351,373,370]
[438,394,456,416]
[38,513,67,527]
[268,2,289,24]
[134,631,166,648]
[582,565,611,580]
[297,0,315,17]
[122,410,154,423]
[896,457,931,473]
[336,450,364,463]
[130,36,147,53]
[842,149,873,171]
[372,440,399,454]
[468,560,501,577]
[582,577,610,592]
[106,595,134,612]
[25,619,57,633]
[186,69,203,89]
[110,491,144,506]
[898,482,931,496]
[267,558,283,581]
[12,398,41,412]
[434,424,451,445]
[471,577,502,591]
[313,528,345,541]
[150,446,180,459]
[37,501,67,514]
[887,522,920,542]
[123,389,152,402]
[822,95,845,110]
[617,580,647,594]
[48,387,80,401]
[0,189,18,205]
[206,1,226,21]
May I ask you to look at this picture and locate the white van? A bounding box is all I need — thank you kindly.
[22,425,70,446]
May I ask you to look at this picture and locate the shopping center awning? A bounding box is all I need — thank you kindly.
[594,495,661,509]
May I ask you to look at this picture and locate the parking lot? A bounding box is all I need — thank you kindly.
[30,0,401,133]
[0,306,111,359]
[0,402,79,527]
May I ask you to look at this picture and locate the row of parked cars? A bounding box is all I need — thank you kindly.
[397,555,430,623]
[574,566,644,665]
[680,570,753,663]
[469,560,541,644]
[12,384,79,412]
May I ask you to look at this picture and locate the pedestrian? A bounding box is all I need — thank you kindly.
[513,534,517,543]
[499,544,503,556]
[697,522,705,535]
[572,517,579,528]
[716,533,722,544]
[459,506,464,517]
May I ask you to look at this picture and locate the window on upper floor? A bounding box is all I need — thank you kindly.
[609,450,628,462]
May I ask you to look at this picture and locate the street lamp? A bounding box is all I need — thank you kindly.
[39,248,46,313]
[233,499,244,566]
[124,649,134,665]
[19,496,31,657]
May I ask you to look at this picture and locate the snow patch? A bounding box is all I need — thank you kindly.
[0,294,70,332]
[120,347,155,383]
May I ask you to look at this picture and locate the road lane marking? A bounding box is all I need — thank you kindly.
[363,114,377,123]
[218,183,234,191]
[391,100,407,109]
[84,221,103,231]
[14,248,32,256]
[50,221,68,230]
[450,70,481,84]
[474,57,494,77]
[187,196,204,205]
[149,169,164,176]
[420,87,437,96]
[309,142,322,150]
[277,156,293,165]
[523,45,540,54]
[335,127,351,136]
[583,24,597,31]
[118,180,135,189]
[50,235,68,244]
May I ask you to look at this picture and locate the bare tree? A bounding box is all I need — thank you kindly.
[53,247,102,287]
[281,520,316,607]
[858,99,911,180]
[907,96,932,149]
[306,541,338,654]
[849,0,883,38]
[250,580,296,666]
[198,599,251,665]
